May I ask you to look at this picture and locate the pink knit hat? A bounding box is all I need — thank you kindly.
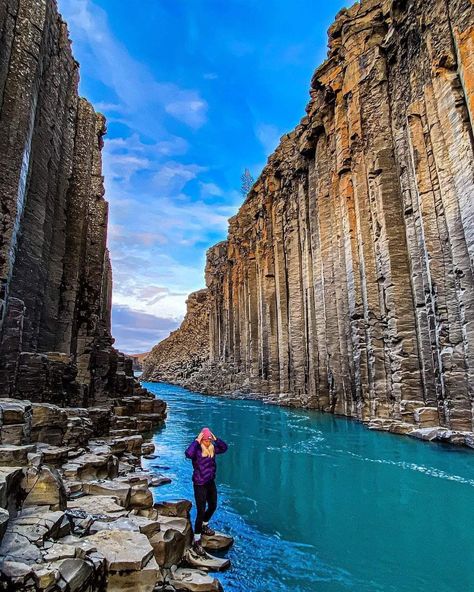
[201,427,213,439]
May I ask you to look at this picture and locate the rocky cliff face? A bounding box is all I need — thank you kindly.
[0,0,143,406]
[163,0,474,441]
[142,290,210,386]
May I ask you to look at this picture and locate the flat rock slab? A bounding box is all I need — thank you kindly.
[108,555,159,592]
[85,530,154,571]
[82,480,131,507]
[169,567,222,591]
[184,548,231,572]
[0,445,35,466]
[67,496,128,518]
[201,531,234,551]
[90,515,160,538]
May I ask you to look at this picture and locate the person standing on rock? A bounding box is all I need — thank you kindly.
[185,427,228,556]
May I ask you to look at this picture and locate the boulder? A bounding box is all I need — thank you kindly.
[31,563,60,589]
[153,499,192,518]
[169,567,222,591]
[409,427,447,441]
[85,530,154,571]
[89,515,160,538]
[149,527,186,567]
[0,444,35,467]
[67,496,128,519]
[184,547,230,572]
[129,484,153,509]
[56,557,94,591]
[1,560,35,588]
[82,480,131,507]
[107,555,159,592]
[0,467,25,512]
[0,399,30,425]
[21,467,66,510]
[36,445,71,465]
[141,442,155,456]
[157,515,192,547]
[201,531,234,551]
[62,453,118,481]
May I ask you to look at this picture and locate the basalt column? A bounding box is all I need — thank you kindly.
[0,0,138,406]
[199,0,474,434]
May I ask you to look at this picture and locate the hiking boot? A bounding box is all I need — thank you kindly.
[201,524,215,536]
[192,540,207,557]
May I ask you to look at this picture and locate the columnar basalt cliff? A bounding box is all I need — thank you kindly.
[155,0,474,443]
[0,0,143,406]
[0,3,233,591]
[142,290,210,385]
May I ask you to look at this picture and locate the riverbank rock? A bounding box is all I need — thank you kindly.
[201,531,234,551]
[184,548,230,572]
[169,567,222,592]
[153,500,192,518]
[142,290,210,383]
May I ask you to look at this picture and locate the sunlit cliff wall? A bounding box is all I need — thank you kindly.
[159,0,474,437]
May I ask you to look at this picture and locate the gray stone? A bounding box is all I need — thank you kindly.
[169,567,222,592]
[85,530,154,571]
[184,547,230,572]
[201,531,234,551]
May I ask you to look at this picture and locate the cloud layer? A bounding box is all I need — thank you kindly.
[59,0,351,353]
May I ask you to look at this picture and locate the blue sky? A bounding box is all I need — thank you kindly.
[58,0,351,353]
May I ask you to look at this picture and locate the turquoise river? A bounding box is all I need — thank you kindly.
[142,382,474,592]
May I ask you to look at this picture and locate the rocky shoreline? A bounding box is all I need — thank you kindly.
[0,394,233,591]
[145,375,474,451]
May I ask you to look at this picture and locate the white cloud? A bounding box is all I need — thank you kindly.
[165,95,208,129]
[200,181,223,197]
[255,123,282,156]
[153,161,207,194]
[59,0,208,131]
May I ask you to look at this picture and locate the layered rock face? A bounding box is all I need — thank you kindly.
[0,0,141,406]
[164,0,474,440]
[142,290,210,386]
[0,3,235,590]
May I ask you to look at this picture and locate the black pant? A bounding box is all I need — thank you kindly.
[193,479,217,535]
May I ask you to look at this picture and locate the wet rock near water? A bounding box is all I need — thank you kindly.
[0,397,170,589]
[0,397,232,591]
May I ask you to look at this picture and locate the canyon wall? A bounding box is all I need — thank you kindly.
[154,0,474,438]
[0,0,143,407]
[142,290,210,386]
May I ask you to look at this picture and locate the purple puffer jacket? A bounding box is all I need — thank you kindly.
[185,437,228,485]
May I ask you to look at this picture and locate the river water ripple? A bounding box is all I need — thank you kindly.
[142,382,474,592]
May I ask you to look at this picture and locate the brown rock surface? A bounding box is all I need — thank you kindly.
[151,0,474,439]
[142,290,210,384]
